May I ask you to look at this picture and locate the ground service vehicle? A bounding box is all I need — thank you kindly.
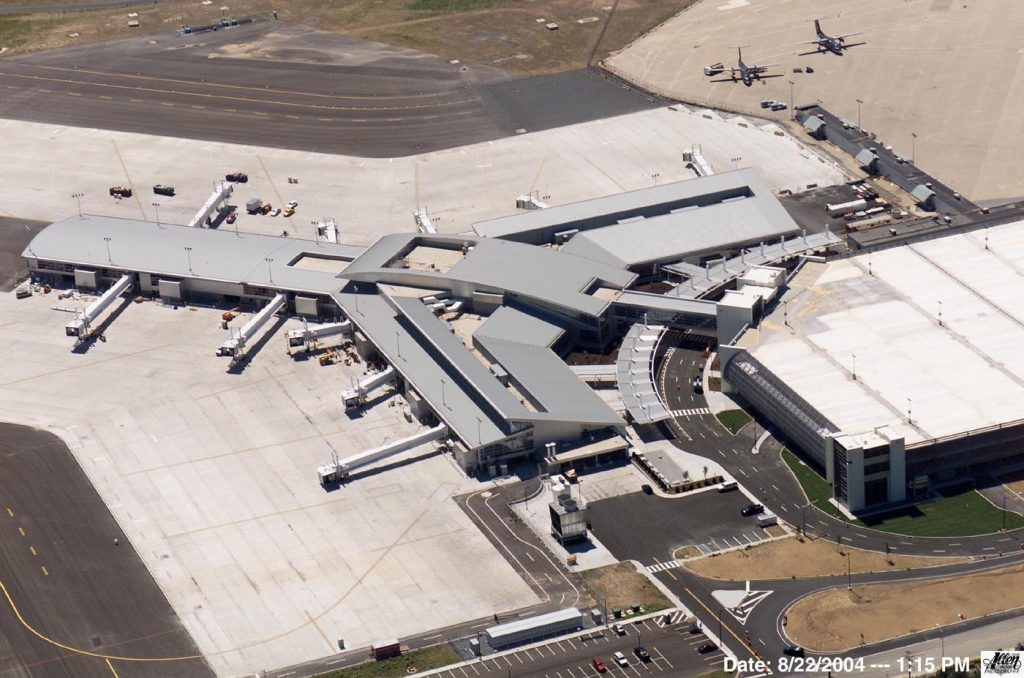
[109,186,132,198]
[283,207,295,217]
[225,172,248,183]
[741,503,764,516]
[153,184,175,197]
[226,212,237,224]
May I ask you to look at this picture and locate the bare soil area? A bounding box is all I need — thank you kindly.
[581,562,671,613]
[683,536,968,581]
[1,0,697,74]
[786,565,1024,652]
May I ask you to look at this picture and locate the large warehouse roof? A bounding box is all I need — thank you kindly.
[744,220,1024,445]
[25,215,365,294]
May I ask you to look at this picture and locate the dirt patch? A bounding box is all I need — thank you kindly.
[581,562,671,613]
[683,536,969,581]
[2,0,697,75]
[786,565,1024,652]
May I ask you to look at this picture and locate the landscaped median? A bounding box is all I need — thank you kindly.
[715,409,751,435]
[784,564,1024,652]
[314,645,460,678]
[681,535,968,581]
[781,449,1024,537]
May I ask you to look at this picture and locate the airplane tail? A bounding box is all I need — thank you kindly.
[814,19,824,37]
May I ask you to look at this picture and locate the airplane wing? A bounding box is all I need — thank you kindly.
[797,39,825,46]
[837,32,863,39]
[751,64,781,72]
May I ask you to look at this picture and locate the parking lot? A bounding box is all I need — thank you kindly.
[589,489,773,567]
[439,613,725,678]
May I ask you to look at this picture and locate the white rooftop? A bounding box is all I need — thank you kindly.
[747,221,1024,446]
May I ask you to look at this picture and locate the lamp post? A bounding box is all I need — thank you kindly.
[395,330,401,359]
[71,192,84,217]
[846,551,852,590]
[152,202,162,228]
[103,236,112,263]
[911,132,917,165]
[856,98,864,129]
[851,353,857,381]
[265,257,274,284]
[651,172,661,186]
[731,156,742,170]
[800,501,811,536]
[788,80,795,120]
[936,623,944,657]
[184,245,193,274]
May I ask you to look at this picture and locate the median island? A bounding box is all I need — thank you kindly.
[785,564,1024,652]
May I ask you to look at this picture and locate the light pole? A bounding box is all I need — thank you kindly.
[731,156,742,170]
[846,552,852,590]
[152,202,162,228]
[936,623,944,657]
[851,353,857,381]
[476,416,483,445]
[72,192,84,217]
[395,330,401,359]
[788,80,794,120]
[265,257,274,284]
[911,132,917,165]
[907,397,913,425]
[184,246,193,274]
[856,98,864,129]
[800,501,811,536]
[103,236,112,263]
[651,172,661,186]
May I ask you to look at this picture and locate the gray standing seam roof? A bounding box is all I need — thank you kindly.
[332,288,514,447]
[25,215,365,294]
[341,234,635,318]
[474,307,622,428]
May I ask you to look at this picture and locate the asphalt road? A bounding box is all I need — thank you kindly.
[0,424,213,678]
[435,613,726,678]
[0,23,661,157]
[0,0,161,13]
[0,217,44,291]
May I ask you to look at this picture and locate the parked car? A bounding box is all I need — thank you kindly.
[612,623,626,636]
[697,643,717,654]
[283,207,295,217]
[688,621,701,634]
[783,645,805,657]
[741,503,765,517]
[641,484,653,495]
[692,376,704,394]
[286,200,299,209]
[760,99,774,109]
[612,651,629,667]
[592,658,607,673]
[270,208,281,217]
[226,212,237,224]
[633,646,651,662]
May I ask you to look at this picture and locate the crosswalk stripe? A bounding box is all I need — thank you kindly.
[645,559,680,573]
[670,408,712,418]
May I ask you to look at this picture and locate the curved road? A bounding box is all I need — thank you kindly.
[660,345,1024,559]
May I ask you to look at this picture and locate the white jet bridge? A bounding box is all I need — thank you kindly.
[65,273,133,341]
[318,423,448,485]
[342,365,397,408]
[188,181,233,228]
[218,292,287,360]
[286,319,352,350]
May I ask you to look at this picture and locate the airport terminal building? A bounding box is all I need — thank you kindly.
[24,169,864,484]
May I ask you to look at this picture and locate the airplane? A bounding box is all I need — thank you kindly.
[705,47,780,86]
[799,19,863,56]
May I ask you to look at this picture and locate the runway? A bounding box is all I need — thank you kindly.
[0,424,213,678]
[0,22,661,157]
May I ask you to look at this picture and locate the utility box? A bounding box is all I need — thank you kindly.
[158,279,183,301]
[370,639,401,660]
[757,513,778,528]
[246,197,262,214]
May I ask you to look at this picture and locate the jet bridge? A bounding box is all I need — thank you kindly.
[217,292,287,360]
[317,423,447,485]
[286,319,352,350]
[188,181,233,228]
[342,365,397,408]
[65,273,133,341]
